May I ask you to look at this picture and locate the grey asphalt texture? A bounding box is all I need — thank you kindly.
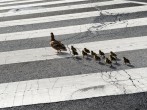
[0,0,147,109]
[2,92,147,110]
[0,48,147,83]
[129,0,147,2]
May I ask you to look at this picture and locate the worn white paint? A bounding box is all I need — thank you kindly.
[0,0,88,11]
[0,67,147,108]
[0,35,147,65]
[0,17,147,42]
[124,0,147,5]
[88,17,147,31]
[1,4,147,28]
[0,23,98,41]
[0,0,51,6]
[0,11,99,28]
[0,0,17,3]
[0,0,132,17]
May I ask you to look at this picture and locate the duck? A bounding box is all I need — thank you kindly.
[105,57,112,66]
[71,46,78,56]
[82,50,88,58]
[91,50,96,57]
[99,50,105,58]
[84,48,90,53]
[50,32,67,53]
[94,54,101,62]
[110,51,117,58]
[109,55,117,63]
[71,46,77,52]
[72,50,78,56]
[123,57,131,65]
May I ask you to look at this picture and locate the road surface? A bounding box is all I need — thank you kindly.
[0,0,147,109]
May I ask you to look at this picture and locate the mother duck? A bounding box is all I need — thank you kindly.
[50,32,67,53]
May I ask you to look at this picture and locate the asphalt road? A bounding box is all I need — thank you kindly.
[2,92,147,110]
[0,1,146,83]
[0,0,147,109]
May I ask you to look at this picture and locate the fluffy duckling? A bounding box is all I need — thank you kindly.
[123,57,131,65]
[110,51,117,58]
[99,50,105,58]
[105,57,112,66]
[109,55,117,63]
[91,51,96,57]
[50,32,67,53]
[94,54,101,62]
[82,50,88,58]
[72,50,78,56]
[71,46,77,52]
[84,48,90,53]
[71,46,78,56]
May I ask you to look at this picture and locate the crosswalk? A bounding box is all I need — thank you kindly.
[0,0,147,109]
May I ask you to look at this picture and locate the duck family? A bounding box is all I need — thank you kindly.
[50,32,131,66]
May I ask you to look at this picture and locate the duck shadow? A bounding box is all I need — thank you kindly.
[116,58,121,61]
[98,62,105,65]
[114,62,121,66]
[85,57,92,61]
[127,64,135,68]
[75,56,82,60]
[65,56,82,61]
[56,52,70,56]
[110,65,117,69]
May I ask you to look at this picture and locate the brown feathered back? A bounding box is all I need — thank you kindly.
[50,32,67,51]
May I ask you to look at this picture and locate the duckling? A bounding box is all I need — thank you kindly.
[91,51,96,57]
[71,46,78,56]
[94,54,101,62]
[99,50,105,58]
[84,48,90,53]
[109,55,117,63]
[82,50,88,58]
[123,57,131,65]
[105,57,112,66]
[71,46,77,52]
[110,51,117,58]
[72,50,78,56]
[50,32,67,53]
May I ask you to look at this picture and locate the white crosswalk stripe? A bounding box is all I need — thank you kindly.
[0,0,133,17]
[0,67,147,108]
[0,17,146,41]
[0,0,18,3]
[0,5,147,28]
[0,0,117,11]
[0,36,146,65]
[0,0,48,6]
[0,0,147,109]
[0,0,86,10]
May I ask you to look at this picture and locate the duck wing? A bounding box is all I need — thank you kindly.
[50,40,67,51]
